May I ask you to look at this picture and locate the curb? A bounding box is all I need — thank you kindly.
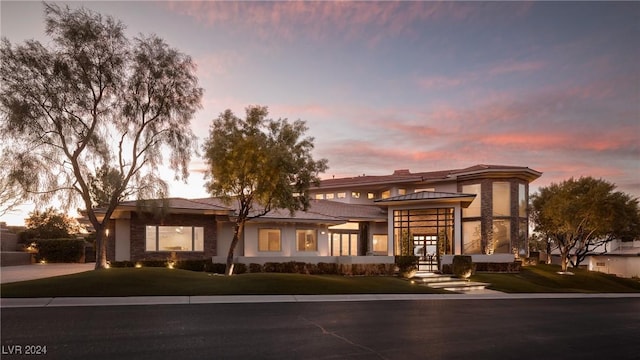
[2,293,640,308]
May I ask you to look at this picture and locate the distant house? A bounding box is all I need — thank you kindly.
[550,239,640,278]
[100,164,542,271]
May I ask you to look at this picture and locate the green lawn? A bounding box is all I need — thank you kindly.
[3,264,639,298]
[0,268,447,298]
[471,264,640,293]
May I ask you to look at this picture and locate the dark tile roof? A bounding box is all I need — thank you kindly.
[117,197,232,212]
[193,198,387,222]
[317,164,541,189]
[306,200,387,221]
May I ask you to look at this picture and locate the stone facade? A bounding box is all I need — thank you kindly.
[127,212,217,262]
[458,177,530,257]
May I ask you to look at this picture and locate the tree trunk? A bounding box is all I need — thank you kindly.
[225,221,244,276]
[94,224,109,270]
[560,248,569,272]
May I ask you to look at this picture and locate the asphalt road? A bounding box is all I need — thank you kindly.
[2,298,639,360]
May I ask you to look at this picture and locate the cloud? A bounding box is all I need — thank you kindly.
[194,51,243,78]
[163,1,531,45]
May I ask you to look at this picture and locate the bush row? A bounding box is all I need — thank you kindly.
[109,260,395,276]
[441,260,522,274]
[34,239,86,263]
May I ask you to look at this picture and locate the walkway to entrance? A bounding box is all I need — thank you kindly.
[0,263,95,284]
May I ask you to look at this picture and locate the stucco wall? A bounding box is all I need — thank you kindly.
[242,222,331,257]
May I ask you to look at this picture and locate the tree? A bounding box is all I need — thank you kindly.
[202,106,328,275]
[0,4,203,269]
[531,177,640,272]
[0,151,28,218]
[24,207,83,240]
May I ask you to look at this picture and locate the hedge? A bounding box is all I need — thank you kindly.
[35,238,86,263]
[108,260,394,276]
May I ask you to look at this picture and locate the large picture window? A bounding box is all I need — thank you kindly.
[493,182,511,216]
[372,234,388,255]
[296,229,317,251]
[462,184,481,218]
[462,221,482,254]
[145,226,204,252]
[259,229,281,252]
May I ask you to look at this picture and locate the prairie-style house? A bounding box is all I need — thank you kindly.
[102,164,541,271]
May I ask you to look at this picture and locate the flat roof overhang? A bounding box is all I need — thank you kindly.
[375,191,477,208]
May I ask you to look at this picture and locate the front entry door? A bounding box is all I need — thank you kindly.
[413,235,438,272]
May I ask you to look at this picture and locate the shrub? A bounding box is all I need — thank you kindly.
[316,262,338,275]
[208,263,226,274]
[35,238,85,263]
[249,263,263,273]
[395,256,419,277]
[176,259,213,272]
[452,255,474,278]
[233,263,247,274]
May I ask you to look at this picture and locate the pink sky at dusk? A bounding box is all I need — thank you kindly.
[1,1,638,225]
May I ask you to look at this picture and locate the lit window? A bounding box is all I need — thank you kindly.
[315,194,324,200]
[326,193,335,200]
[398,189,406,195]
[258,229,281,252]
[352,192,360,199]
[462,221,482,254]
[372,235,388,255]
[518,184,526,217]
[462,184,481,218]
[381,190,391,199]
[337,192,346,199]
[367,192,376,199]
[331,233,358,256]
[145,226,204,252]
[493,182,511,217]
[415,188,435,192]
[489,220,511,254]
[296,229,317,251]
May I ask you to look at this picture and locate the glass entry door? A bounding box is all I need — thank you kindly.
[413,235,438,272]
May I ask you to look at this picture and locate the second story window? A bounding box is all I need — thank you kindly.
[351,192,361,199]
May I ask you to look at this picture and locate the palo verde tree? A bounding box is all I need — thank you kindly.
[531,177,640,272]
[0,4,203,269]
[203,106,328,275]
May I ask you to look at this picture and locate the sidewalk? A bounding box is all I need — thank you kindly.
[3,293,640,308]
[0,263,95,284]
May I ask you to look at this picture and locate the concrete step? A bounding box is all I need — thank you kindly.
[442,282,491,292]
[427,280,472,288]
[413,275,456,284]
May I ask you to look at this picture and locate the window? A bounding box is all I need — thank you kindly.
[315,194,324,200]
[331,233,358,256]
[489,220,511,254]
[415,188,435,192]
[518,184,527,217]
[393,209,454,256]
[462,221,482,254]
[337,192,346,199]
[351,192,360,199]
[372,235,388,255]
[258,229,281,252]
[462,184,481,218]
[367,192,376,199]
[325,193,335,200]
[145,226,204,252]
[398,189,406,196]
[381,190,391,199]
[493,182,511,216]
[296,229,317,251]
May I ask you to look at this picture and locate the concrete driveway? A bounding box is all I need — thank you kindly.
[0,263,95,284]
